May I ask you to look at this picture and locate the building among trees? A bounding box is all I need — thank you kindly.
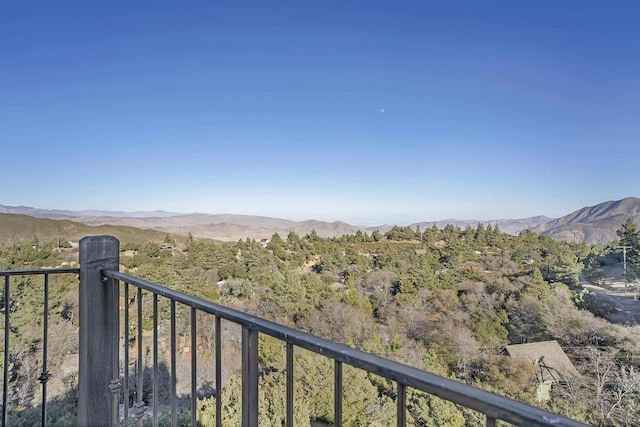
[504,340,580,400]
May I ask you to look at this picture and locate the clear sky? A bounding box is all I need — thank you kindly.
[2,1,639,225]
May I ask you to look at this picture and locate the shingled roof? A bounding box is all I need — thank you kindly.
[504,340,580,383]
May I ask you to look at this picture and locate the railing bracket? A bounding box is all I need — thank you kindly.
[38,370,50,384]
[132,401,147,419]
[108,379,121,394]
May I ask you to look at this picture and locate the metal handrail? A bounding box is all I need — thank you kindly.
[103,268,587,427]
[0,268,80,276]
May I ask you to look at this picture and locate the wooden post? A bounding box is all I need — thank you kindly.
[78,236,120,426]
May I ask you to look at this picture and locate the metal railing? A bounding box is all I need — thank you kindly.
[1,267,80,427]
[105,270,588,427]
[2,236,589,426]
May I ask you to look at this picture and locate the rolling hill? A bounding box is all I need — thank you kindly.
[0,213,176,245]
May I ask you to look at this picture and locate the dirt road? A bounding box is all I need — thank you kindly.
[582,282,640,325]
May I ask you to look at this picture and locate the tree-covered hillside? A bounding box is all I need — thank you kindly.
[2,223,640,425]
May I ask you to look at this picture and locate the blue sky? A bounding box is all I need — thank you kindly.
[2,1,639,225]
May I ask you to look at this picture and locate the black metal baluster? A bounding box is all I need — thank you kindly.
[191,307,197,427]
[39,274,50,427]
[3,275,10,427]
[396,383,406,427]
[135,287,145,426]
[170,301,177,427]
[215,316,221,427]
[109,277,120,427]
[241,327,258,427]
[124,282,130,425]
[334,360,342,427]
[153,294,158,427]
[286,343,294,427]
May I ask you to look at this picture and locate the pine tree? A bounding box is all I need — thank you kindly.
[616,218,640,280]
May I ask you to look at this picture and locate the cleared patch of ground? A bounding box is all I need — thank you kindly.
[582,281,640,325]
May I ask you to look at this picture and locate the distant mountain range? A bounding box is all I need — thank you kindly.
[0,206,362,242]
[0,205,178,219]
[532,197,640,244]
[1,197,639,244]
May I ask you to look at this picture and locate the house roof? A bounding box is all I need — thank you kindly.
[504,340,580,382]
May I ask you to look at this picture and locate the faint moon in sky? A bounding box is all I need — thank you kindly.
[380,109,385,113]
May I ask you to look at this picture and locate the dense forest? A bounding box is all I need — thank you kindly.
[2,221,640,426]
